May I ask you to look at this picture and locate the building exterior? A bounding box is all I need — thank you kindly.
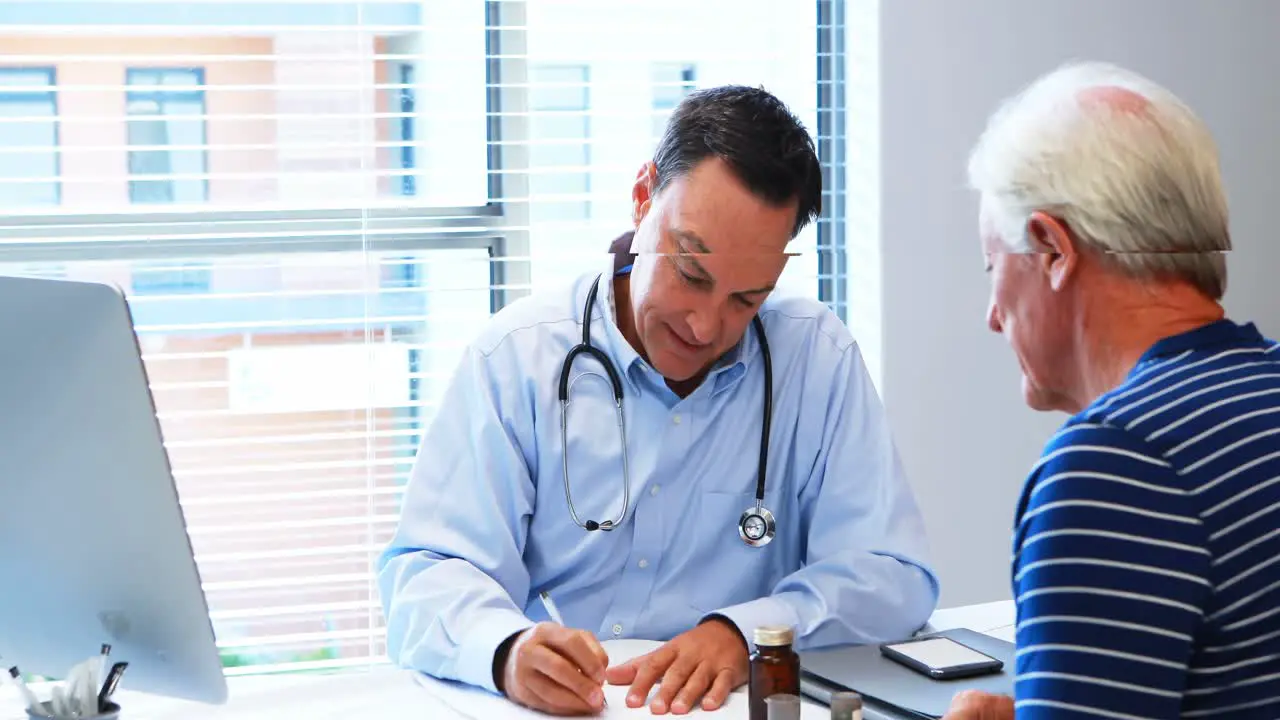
[0,0,841,670]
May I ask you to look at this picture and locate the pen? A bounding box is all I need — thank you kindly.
[97,661,128,712]
[96,644,112,701]
[7,666,42,712]
[538,591,607,708]
[539,590,566,625]
[98,644,111,676]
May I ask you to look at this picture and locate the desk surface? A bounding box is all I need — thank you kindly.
[1,601,1015,720]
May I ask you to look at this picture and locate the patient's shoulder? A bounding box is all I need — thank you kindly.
[1015,419,1194,526]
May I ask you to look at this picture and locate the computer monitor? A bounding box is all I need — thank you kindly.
[0,275,228,704]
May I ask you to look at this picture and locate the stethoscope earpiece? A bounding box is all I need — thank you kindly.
[560,273,775,548]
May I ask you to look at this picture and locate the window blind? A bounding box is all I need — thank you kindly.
[0,0,850,675]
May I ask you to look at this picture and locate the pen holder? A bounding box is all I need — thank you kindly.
[26,700,121,719]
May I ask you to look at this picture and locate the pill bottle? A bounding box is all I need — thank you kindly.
[748,625,800,720]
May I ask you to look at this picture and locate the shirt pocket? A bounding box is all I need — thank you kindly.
[687,489,785,614]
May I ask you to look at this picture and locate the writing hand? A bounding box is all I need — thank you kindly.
[604,618,748,715]
[941,690,1015,720]
[500,622,610,716]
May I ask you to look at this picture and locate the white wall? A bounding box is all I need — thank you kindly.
[871,0,1280,607]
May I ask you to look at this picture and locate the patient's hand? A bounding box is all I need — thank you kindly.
[941,690,1014,720]
[604,618,748,715]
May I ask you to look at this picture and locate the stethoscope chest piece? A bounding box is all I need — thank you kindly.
[564,273,777,546]
[738,504,776,547]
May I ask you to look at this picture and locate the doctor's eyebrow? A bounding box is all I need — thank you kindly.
[670,229,776,297]
[672,228,711,254]
[671,229,713,280]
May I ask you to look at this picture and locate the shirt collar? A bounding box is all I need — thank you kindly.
[598,251,646,390]
[598,232,756,398]
[1135,318,1265,364]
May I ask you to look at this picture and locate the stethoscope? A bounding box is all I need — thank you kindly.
[557,271,776,548]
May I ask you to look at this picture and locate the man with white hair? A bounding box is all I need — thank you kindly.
[944,61,1280,719]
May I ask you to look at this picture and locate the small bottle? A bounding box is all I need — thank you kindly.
[748,625,800,720]
[830,691,863,720]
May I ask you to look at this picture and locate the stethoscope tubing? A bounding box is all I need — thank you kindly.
[557,272,775,547]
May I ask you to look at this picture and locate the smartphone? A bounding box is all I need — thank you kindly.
[879,636,1004,680]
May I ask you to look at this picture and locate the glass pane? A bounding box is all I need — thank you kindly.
[163,100,208,203]
[0,68,58,209]
[529,64,590,225]
[0,98,58,208]
[127,112,176,204]
[528,64,591,282]
[651,63,696,139]
[126,71,206,205]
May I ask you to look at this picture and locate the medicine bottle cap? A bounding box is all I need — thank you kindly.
[753,625,795,647]
[831,691,863,712]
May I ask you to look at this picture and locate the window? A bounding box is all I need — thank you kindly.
[0,67,59,209]
[131,260,213,295]
[126,68,209,204]
[392,64,416,197]
[0,0,850,675]
[651,63,696,138]
[528,64,590,223]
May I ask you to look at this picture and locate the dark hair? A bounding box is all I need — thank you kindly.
[652,85,822,237]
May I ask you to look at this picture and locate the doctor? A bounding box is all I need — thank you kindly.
[377,85,939,717]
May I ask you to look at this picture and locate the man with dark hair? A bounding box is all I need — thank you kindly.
[378,85,938,716]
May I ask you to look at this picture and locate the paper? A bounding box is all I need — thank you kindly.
[925,600,1014,635]
[988,624,1016,643]
[412,638,824,719]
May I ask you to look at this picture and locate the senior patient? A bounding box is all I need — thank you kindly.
[944,61,1280,719]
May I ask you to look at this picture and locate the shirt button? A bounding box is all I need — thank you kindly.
[638,559,649,569]
[612,624,623,636]
[672,414,682,424]
[650,485,660,496]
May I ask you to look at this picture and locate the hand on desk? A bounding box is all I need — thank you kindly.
[941,690,1014,720]
[605,618,748,715]
[502,623,611,716]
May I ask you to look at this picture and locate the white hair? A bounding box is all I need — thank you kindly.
[967,60,1231,299]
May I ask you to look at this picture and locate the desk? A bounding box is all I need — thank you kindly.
[1,601,1014,720]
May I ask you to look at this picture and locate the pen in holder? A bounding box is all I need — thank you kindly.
[7,646,128,720]
[25,700,121,720]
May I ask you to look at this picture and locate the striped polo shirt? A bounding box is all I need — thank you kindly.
[1012,319,1280,718]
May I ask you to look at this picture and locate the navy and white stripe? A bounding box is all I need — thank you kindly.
[1012,320,1280,719]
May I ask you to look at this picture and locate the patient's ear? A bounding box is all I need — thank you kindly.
[1027,211,1079,292]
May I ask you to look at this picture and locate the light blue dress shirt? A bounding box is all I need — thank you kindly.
[377,253,940,693]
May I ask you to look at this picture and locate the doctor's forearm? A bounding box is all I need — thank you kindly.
[712,555,936,648]
[820,556,938,643]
